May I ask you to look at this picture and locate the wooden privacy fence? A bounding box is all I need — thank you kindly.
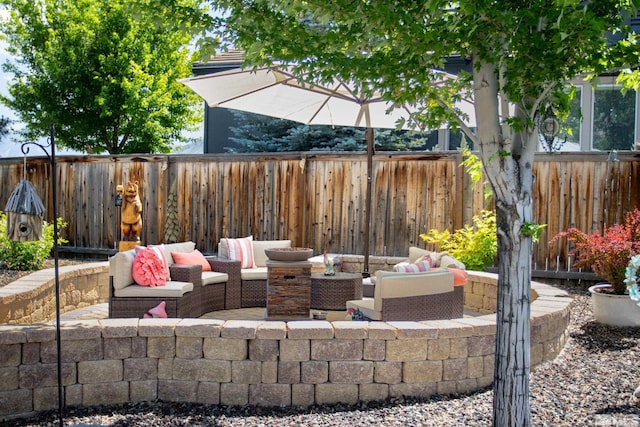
[0,151,639,272]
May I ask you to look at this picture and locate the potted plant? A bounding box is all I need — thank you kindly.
[551,208,640,326]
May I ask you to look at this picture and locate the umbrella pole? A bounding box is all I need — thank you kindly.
[363,127,374,277]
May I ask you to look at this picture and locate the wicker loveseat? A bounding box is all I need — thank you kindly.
[346,269,464,321]
[353,246,466,297]
[109,241,235,318]
[217,238,292,308]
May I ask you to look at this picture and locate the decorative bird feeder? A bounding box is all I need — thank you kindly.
[4,179,46,241]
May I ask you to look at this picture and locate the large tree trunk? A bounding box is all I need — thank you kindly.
[472,56,534,427]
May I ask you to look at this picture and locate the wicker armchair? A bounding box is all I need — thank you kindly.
[346,269,463,321]
[108,241,239,318]
[109,263,201,318]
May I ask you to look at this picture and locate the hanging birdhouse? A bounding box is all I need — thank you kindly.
[4,180,46,242]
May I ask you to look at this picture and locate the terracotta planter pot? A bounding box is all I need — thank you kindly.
[589,284,640,327]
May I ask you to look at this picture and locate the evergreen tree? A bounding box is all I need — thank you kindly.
[0,117,11,141]
[228,111,434,152]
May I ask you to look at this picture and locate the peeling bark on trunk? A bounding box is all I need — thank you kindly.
[472,56,534,427]
[493,203,532,427]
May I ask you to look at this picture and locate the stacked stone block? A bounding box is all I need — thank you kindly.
[0,274,573,422]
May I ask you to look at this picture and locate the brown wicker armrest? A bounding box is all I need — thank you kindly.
[170,263,203,316]
[206,256,241,275]
[169,264,202,286]
[206,256,242,309]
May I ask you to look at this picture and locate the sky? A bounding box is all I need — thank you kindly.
[0,40,28,157]
[0,37,92,158]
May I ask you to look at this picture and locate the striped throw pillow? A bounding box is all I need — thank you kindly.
[224,236,256,268]
[393,259,431,273]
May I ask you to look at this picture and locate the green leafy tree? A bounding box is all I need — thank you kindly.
[229,111,432,152]
[214,1,640,425]
[0,0,208,154]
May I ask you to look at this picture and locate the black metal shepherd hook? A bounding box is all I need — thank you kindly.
[19,124,64,425]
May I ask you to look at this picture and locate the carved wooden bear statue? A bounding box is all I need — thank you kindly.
[120,181,142,241]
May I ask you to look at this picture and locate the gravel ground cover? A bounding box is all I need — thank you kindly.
[5,279,640,426]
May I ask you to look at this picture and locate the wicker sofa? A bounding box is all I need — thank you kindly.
[217,238,292,308]
[346,269,463,321]
[109,241,236,318]
[351,246,466,297]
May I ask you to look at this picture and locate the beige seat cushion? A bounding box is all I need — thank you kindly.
[113,280,193,298]
[202,271,228,285]
[241,267,268,281]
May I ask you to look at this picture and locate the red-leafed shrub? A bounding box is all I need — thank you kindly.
[550,209,640,294]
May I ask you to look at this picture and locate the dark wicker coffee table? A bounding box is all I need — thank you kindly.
[310,272,363,310]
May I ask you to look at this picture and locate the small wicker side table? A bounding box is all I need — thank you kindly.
[310,272,363,310]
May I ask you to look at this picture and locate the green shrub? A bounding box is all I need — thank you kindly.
[0,211,68,271]
[420,210,497,271]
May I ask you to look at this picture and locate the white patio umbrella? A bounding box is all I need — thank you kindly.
[180,66,475,275]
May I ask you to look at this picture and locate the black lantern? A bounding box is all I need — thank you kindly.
[537,107,567,153]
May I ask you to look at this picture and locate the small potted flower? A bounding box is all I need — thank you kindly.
[551,208,640,326]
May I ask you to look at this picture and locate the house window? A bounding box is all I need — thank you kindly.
[449,128,469,150]
[559,87,582,151]
[592,85,637,151]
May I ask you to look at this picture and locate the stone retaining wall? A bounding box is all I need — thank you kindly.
[0,263,109,324]
[340,254,406,274]
[0,268,573,421]
[464,271,500,314]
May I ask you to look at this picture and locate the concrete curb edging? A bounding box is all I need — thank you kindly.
[0,268,573,421]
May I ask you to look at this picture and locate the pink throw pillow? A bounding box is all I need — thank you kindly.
[171,249,211,271]
[143,301,168,318]
[224,236,255,268]
[132,246,170,287]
